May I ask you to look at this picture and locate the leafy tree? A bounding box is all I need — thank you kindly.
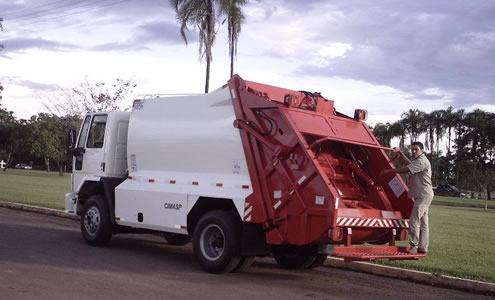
[44,78,136,117]
[28,114,66,172]
[0,16,3,51]
[372,122,394,147]
[456,109,495,203]
[0,107,16,171]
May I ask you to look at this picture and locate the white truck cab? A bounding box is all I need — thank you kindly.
[65,111,130,214]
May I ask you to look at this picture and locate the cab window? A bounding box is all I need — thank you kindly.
[87,115,107,148]
[77,116,91,148]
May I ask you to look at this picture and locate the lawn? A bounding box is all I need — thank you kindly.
[1,169,494,282]
[377,205,495,283]
[0,169,70,210]
[432,195,494,209]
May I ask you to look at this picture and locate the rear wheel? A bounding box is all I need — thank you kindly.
[163,232,191,245]
[193,210,241,273]
[308,254,328,269]
[81,195,112,246]
[234,256,255,272]
[271,245,318,269]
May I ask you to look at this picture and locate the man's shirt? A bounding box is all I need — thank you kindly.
[407,153,433,201]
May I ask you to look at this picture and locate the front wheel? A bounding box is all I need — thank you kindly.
[81,195,112,246]
[192,210,241,273]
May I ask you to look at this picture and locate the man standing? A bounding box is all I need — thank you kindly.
[381,141,434,254]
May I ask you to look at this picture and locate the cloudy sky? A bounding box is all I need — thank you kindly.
[1,0,494,126]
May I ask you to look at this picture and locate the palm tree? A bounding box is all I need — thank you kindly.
[389,120,407,150]
[401,109,426,143]
[170,0,218,93]
[220,0,247,78]
[443,106,456,155]
[372,122,393,147]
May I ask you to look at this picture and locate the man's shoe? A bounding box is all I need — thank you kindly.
[408,247,418,254]
[418,249,427,254]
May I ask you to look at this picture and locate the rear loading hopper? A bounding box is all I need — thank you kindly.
[228,75,425,261]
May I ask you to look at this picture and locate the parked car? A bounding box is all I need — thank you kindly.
[15,163,32,170]
[433,184,466,197]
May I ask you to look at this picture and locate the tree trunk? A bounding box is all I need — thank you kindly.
[3,151,13,172]
[205,55,210,93]
[45,157,50,172]
[230,29,234,78]
[204,0,213,94]
[56,160,63,176]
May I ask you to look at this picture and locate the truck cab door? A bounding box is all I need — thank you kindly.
[72,114,108,193]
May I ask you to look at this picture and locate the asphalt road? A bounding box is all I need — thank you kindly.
[0,207,488,300]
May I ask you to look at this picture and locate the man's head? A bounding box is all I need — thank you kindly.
[411,141,424,158]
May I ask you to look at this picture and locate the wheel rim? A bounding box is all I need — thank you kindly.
[200,224,225,261]
[84,206,101,236]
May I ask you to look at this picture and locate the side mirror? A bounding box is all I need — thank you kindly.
[67,129,77,151]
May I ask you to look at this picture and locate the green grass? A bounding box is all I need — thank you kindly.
[377,205,495,283]
[432,195,494,209]
[0,169,70,210]
[1,170,494,282]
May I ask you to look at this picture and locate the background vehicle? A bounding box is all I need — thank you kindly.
[15,163,32,170]
[433,184,466,197]
[65,75,425,273]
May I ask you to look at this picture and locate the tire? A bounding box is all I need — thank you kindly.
[271,245,317,269]
[80,195,112,246]
[308,254,328,269]
[192,210,242,273]
[234,256,255,272]
[163,232,191,245]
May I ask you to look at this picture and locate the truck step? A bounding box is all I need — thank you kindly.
[332,246,426,262]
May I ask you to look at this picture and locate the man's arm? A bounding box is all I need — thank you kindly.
[380,166,410,176]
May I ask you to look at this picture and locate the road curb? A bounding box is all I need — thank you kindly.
[1,201,493,295]
[324,257,495,296]
[0,201,79,221]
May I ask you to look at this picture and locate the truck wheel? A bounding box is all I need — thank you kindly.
[163,232,191,245]
[308,254,328,269]
[193,210,241,273]
[234,256,255,272]
[81,195,112,246]
[271,245,317,269]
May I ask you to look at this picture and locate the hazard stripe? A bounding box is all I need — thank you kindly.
[344,218,354,226]
[244,206,253,217]
[334,217,410,228]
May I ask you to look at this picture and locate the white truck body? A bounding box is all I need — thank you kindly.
[114,87,251,233]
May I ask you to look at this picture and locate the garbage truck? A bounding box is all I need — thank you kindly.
[65,75,425,273]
